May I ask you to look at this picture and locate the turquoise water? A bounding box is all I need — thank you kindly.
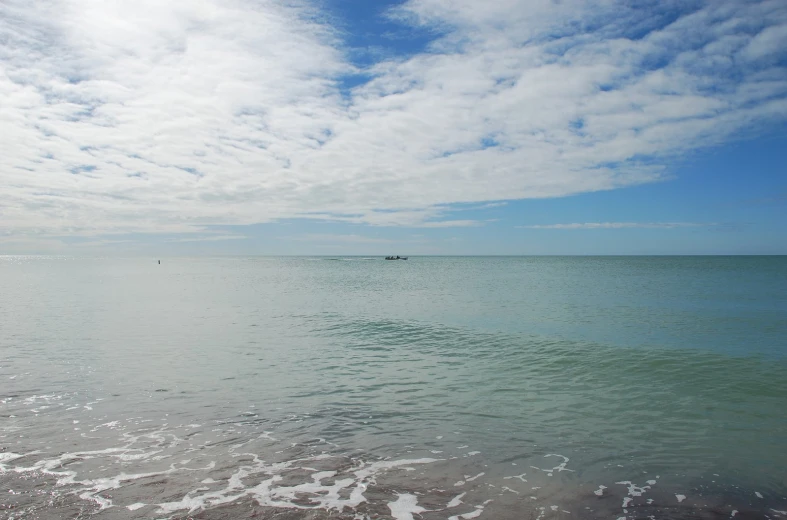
[1,256,785,519]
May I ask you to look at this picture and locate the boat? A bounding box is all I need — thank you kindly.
[385,256,408,260]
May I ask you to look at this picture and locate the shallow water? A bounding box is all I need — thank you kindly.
[1,256,786,519]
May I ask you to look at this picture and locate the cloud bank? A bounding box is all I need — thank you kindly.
[519,222,713,229]
[1,0,786,238]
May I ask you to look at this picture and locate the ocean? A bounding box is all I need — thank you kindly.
[1,256,785,519]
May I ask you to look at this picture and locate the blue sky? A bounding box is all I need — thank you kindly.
[1,0,786,254]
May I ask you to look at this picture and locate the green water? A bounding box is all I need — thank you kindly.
[1,256,785,519]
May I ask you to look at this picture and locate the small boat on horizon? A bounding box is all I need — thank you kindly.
[385,256,408,260]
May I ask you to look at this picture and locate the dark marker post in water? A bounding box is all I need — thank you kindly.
[158,260,160,264]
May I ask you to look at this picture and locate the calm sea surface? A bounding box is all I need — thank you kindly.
[1,256,786,519]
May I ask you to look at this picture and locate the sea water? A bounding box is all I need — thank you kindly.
[1,256,785,519]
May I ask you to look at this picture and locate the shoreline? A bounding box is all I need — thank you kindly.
[2,442,785,520]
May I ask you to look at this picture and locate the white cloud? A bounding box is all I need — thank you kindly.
[169,234,247,242]
[519,222,714,229]
[288,233,394,244]
[739,22,787,62]
[1,0,786,240]
[416,220,483,228]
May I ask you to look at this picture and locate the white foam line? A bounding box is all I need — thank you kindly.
[465,472,485,482]
[0,452,27,464]
[0,428,202,511]
[353,458,440,482]
[80,490,112,509]
[388,493,426,520]
[156,456,441,515]
[447,492,466,508]
[530,454,574,476]
[616,481,651,497]
[449,505,487,520]
[504,473,527,483]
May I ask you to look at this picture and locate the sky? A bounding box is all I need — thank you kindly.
[1,0,786,255]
